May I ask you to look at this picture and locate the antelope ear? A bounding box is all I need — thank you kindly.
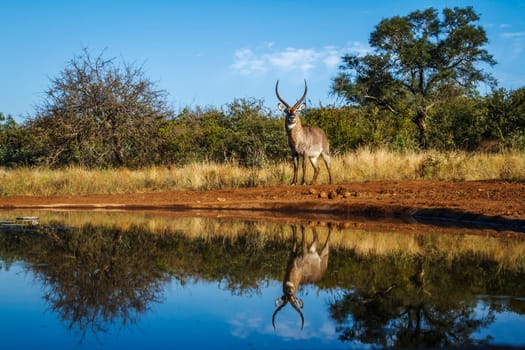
[275,297,284,307]
[297,103,306,112]
[278,103,287,111]
[296,298,304,308]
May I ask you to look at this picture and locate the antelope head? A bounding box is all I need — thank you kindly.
[273,283,305,330]
[275,80,308,129]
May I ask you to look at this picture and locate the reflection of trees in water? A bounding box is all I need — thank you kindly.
[30,225,173,338]
[0,222,290,339]
[1,220,525,347]
[33,225,285,337]
[328,254,497,348]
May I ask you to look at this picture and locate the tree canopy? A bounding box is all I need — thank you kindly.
[29,49,173,167]
[332,6,497,147]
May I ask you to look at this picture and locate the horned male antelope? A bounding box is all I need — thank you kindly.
[272,224,331,330]
[275,80,333,185]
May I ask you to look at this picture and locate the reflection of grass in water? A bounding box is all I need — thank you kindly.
[342,230,525,270]
[4,210,525,270]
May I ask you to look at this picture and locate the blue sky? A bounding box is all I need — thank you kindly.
[1,0,524,122]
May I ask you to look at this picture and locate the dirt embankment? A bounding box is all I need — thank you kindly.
[1,180,524,232]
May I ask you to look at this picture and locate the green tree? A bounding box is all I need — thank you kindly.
[222,98,288,166]
[29,49,173,168]
[0,113,35,167]
[428,96,487,150]
[161,99,288,166]
[163,106,232,164]
[484,87,525,149]
[332,6,496,148]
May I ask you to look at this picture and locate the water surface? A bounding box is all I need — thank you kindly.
[1,210,524,349]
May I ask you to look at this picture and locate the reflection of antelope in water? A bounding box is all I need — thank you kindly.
[273,224,331,330]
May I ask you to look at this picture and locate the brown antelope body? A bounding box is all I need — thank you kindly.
[272,224,331,329]
[275,80,332,185]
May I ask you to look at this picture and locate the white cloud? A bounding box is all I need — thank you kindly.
[268,48,319,71]
[500,31,525,39]
[230,49,267,75]
[499,31,525,60]
[321,46,342,68]
[230,42,370,76]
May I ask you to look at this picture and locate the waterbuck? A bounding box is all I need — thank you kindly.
[275,80,332,185]
[272,224,331,330]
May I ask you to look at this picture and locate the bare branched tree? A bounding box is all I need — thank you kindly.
[30,49,173,167]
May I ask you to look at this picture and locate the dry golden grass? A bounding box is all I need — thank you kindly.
[335,147,525,182]
[1,148,523,196]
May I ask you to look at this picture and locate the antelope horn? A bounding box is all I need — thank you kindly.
[291,300,305,329]
[272,300,288,330]
[275,80,291,109]
[292,79,308,110]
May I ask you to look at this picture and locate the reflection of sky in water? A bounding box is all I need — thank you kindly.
[0,262,349,349]
[2,211,525,349]
[474,299,525,346]
[490,312,525,344]
[0,262,70,349]
[3,260,525,349]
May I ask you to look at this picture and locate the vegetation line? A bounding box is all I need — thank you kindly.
[1,147,523,197]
